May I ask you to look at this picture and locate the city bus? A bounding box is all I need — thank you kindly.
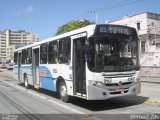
[13,24,141,102]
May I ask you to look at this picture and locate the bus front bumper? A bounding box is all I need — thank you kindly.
[87,82,141,100]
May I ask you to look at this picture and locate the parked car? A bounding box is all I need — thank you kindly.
[6,63,14,70]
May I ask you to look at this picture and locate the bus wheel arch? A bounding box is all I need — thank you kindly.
[56,76,71,102]
[24,73,29,89]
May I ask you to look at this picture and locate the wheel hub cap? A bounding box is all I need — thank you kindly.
[61,85,67,97]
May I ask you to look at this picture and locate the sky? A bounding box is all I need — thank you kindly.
[0,0,160,40]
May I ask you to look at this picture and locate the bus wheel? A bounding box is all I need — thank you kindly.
[24,75,29,89]
[59,81,71,103]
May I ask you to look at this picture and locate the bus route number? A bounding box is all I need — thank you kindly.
[99,26,107,33]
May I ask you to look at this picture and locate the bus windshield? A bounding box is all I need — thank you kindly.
[88,37,139,72]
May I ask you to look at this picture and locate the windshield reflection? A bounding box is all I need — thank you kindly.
[87,37,139,72]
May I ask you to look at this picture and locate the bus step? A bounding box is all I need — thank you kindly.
[74,93,86,99]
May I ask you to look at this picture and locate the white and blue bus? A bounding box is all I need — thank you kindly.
[13,24,140,102]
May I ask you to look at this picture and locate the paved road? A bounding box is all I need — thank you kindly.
[0,69,160,120]
[0,70,88,120]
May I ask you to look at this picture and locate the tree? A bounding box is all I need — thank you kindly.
[55,20,94,36]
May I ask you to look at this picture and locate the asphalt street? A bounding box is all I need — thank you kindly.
[0,69,160,120]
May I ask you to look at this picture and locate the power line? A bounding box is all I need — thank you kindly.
[93,0,144,12]
[93,0,134,11]
[84,0,144,23]
[80,0,131,20]
[76,0,144,23]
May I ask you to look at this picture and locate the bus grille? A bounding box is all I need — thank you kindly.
[110,90,128,95]
[105,82,133,95]
[105,82,132,87]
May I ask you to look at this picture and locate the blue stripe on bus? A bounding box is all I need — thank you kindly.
[14,66,32,69]
[40,77,56,91]
[39,66,56,91]
[14,65,56,92]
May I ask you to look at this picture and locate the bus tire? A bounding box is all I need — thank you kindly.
[59,81,71,103]
[24,75,29,89]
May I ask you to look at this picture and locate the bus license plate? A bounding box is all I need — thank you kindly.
[116,87,124,93]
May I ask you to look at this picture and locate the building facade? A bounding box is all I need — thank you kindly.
[0,29,38,60]
[109,12,160,66]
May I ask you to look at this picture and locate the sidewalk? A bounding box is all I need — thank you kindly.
[140,76,160,84]
[139,78,160,106]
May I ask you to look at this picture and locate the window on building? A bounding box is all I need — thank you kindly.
[26,48,32,64]
[141,41,146,54]
[58,37,71,63]
[48,41,58,64]
[22,49,26,64]
[151,40,156,45]
[40,44,48,64]
[14,52,18,65]
[151,22,154,27]
[137,22,140,30]
[156,43,160,49]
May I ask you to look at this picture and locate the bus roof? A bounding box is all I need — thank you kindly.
[14,24,138,52]
[14,24,96,52]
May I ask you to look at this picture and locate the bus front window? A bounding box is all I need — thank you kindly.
[88,37,139,72]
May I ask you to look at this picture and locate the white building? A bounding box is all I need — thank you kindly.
[109,12,160,66]
[0,29,38,60]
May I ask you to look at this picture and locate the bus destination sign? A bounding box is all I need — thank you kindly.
[96,25,135,36]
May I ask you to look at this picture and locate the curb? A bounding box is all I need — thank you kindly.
[140,80,160,84]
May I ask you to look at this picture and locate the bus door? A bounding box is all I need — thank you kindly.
[17,52,21,82]
[32,48,40,89]
[72,33,86,97]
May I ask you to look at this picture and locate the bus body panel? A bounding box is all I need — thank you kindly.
[13,66,18,81]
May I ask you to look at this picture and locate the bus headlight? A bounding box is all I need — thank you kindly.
[89,80,105,88]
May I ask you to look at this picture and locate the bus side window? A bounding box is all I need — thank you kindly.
[14,52,18,65]
[58,37,71,64]
[22,49,27,64]
[26,48,32,64]
[40,44,48,64]
[48,41,58,64]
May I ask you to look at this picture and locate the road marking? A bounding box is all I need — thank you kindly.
[27,91,47,100]
[144,99,160,106]
[1,80,14,86]
[0,80,86,114]
[121,96,160,106]
[89,116,105,120]
[47,99,85,114]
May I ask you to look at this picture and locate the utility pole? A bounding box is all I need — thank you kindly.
[88,11,98,24]
[154,25,157,45]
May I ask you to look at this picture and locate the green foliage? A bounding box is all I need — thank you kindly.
[55,20,94,36]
